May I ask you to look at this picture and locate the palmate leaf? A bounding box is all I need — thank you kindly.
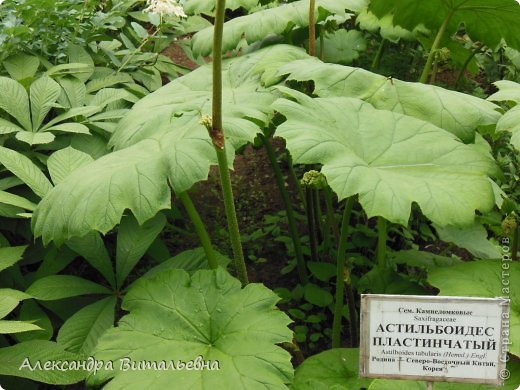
[369,0,520,51]
[292,348,372,390]
[273,90,495,226]
[33,45,307,244]
[427,260,520,357]
[191,0,368,57]
[278,57,501,142]
[88,268,293,389]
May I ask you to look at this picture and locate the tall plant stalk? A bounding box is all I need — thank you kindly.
[306,187,319,262]
[309,0,316,57]
[419,10,454,83]
[209,0,248,285]
[178,192,218,269]
[377,217,387,268]
[332,197,355,348]
[371,39,387,71]
[262,134,309,284]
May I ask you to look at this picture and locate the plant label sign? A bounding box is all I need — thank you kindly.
[359,294,510,385]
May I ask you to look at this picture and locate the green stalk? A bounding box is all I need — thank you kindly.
[429,55,439,84]
[262,134,308,284]
[371,39,387,71]
[325,187,340,246]
[377,217,388,268]
[178,192,218,269]
[309,0,316,56]
[211,0,249,285]
[314,189,323,243]
[287,151,307,211]
[332,197,355,348]
[306,187,319,262]
[419,10,454,84]
[512,226,519,262]
[455,45,482,88]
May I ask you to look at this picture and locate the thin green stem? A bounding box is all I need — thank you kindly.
[419,10,454,84]
[377,217,388,268]
[306,187,319,262]
[314,189,323,243]
[287,151,307,211]
[371,39,387,71]
[211,0,248,285]
[455,45,483,88]
[309,0,316,56]
[262,135,308,284]
[117,29,159,73]
[332,197,355,348]
[178,192,218,269]
[325,187,340,246]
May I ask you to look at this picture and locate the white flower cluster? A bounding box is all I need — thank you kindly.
[144,0,187,18]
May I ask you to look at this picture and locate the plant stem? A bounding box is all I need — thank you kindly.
[512,226,519,262]
[309,0,316,56]
[455,45,482,89]
[287,151,307,211]
[419,10,454,84]
[345,283,358,346]
[377,217,388,268]
[332,197,355,348]
[371,38,387,71]
[314,189,323,243]
[319,26,325,60]
[429,54,439,84]
[117,29,159,73]
[212,0,249,285]
[325,187,340,246]
[178,192,218,269]
[306,187,319,262]
[262,134,308,284]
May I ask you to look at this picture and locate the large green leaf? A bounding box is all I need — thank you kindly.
[116,213,166,287]
[292,348,372,389]
[0,146,53,198]
[26,275,111,301]
[16,301,53,342]
[427,260,520,357]
[369,0,520,51]
[0,340,86,384]
[0,77,32,131]
[32,45,306,244]
[29,76,61,131]
[192,0,368,57]
[273,90,495,226]
[88,268,293,389]
[57,297,116,354]
[489,80,520,104]
[278,57,501,142]
[0,190,36,212]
